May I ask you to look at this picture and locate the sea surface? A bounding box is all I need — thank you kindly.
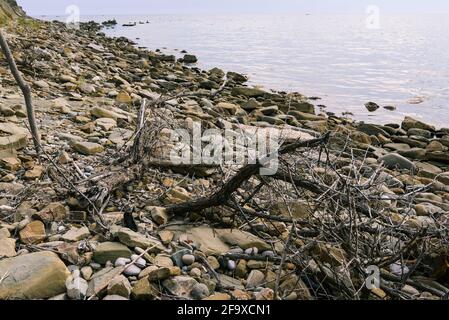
[41,13,449,127]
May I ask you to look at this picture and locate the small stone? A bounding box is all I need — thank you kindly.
[123,264,142,276]
[61,226,90,242]
[36,202,67,223]
[154,254,174,267]
[19,220,46,244]
[72,141,104,155]
[103,295,129,300]
[148,206,169,225]
[390,262,409,276]
[66,276,88,300]
[95,118,117,131]
[147,267,171,281]
[182,254,195,266]
[162,276,198,299]
[207,256,220,270]
[131,277,159,300]
[158,230,174,245]
[227,260,236,271]
[0,238,16,257]
[116,91,132,104]
[255,288,275,300]
[107,275,132,298]
[130,254,147,268]
[81,266,93,280]
[245,247,258,255]
[189,267,202,278]
[190,283,209,300]
[246,270,265,289]
[114,257,131,267]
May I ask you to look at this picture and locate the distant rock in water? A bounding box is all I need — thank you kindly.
[365,101,380,112]
[101,19,117,27]
[383,105,396,111]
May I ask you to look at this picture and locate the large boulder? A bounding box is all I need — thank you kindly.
[0,252,70,299]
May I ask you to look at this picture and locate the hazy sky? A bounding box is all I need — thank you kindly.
[17,0,449,16]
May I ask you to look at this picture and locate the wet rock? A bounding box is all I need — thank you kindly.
[402,116,435,132]
[365,102,380,112]
[0,252,70,299]
[232,87,266,98]
[181,54,198,63]
[93,242,132,264]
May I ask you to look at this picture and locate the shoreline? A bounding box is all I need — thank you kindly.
[1,16,449,301]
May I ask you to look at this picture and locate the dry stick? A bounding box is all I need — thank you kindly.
[0,30,41,154]
[166,133,330,216]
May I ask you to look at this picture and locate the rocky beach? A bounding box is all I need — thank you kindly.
[1,1,449,301]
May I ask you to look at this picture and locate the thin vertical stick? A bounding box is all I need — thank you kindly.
[0,29,41,154]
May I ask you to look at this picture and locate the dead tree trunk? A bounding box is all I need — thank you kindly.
[0,29,41,154]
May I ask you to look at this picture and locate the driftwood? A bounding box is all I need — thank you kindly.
[0,29,41,154]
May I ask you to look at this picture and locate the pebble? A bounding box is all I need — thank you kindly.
[130,254,147,268]
[124,264,142,277]
[190,283,210,300]
[245,247,258,255]
[227,260,236,270]
[115,257,132,267]
[181,254,195,266]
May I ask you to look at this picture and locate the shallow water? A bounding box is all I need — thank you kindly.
[43,13,449,127]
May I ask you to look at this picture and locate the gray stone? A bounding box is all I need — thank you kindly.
[190,283,210,300]
[378,153,417,172]
[93,242,132,264]
[66,276,88,300]
[246,270,265,289]
[124,264,142,277]
[181,254,195,266]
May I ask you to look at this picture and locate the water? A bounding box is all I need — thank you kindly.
[43,13,449,127]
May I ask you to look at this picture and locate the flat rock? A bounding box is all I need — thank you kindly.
[0,252,70,299]
[162,276,198,299]
[378,153,417,172]
[0,238,16,257]
[72,141,104,155]
[93,242,132,264]
[87,266,125,297]
[19,220,46,244]
[61,226,90,242]
[114,227,165,253]
[0,134,27,151]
